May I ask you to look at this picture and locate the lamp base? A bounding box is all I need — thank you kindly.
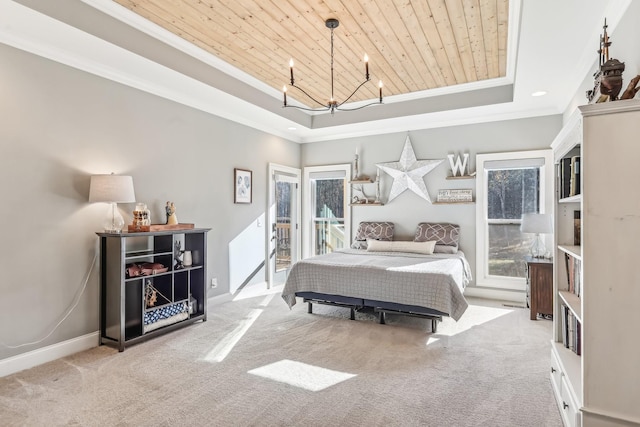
[529,234,547,258]
[103,202,125,233]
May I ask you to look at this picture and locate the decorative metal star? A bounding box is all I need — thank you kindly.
[376,136,444,203]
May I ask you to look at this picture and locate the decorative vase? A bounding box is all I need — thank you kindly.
[183,250,193,267]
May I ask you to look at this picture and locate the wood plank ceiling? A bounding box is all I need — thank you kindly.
[115,0,509,109]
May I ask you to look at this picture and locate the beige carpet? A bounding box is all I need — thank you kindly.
[0,288,561,427]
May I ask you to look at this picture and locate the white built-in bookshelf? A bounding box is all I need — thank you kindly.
[550,99,640,427]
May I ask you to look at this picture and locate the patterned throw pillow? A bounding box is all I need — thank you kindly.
[351,221,395,249]
[414,222,460,253]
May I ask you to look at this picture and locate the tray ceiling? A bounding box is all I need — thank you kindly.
[114,0,509,109]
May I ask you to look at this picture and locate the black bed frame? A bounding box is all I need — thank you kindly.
[298,292,443,333]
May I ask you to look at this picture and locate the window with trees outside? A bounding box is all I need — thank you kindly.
[476,150,553,290]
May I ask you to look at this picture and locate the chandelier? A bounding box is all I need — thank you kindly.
[283,18,383,114]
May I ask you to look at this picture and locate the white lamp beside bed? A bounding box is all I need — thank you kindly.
[520,213,553,258]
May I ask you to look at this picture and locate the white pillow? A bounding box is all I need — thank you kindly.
[366,239,436,254]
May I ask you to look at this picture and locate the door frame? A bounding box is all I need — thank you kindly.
[266,163,301,289]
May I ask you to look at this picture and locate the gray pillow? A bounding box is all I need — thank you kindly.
[414,222,460,253]
[351,221,394,249]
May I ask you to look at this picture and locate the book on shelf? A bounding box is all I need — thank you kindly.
[561,303,582,355]
[560,157,572,199]
[569,156,581,197]
[574,210,581,246]
[564,252,581,297]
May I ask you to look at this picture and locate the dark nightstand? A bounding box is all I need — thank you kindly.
[525,256,553,320]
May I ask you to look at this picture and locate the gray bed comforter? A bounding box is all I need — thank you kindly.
[282,249,471,321]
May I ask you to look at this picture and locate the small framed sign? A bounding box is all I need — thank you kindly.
[234,168,252,204]
[437,189,473,203]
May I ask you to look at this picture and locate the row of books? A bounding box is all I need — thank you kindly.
[565,252,581,297]
[559,156,581,199]
[561,304,582,356]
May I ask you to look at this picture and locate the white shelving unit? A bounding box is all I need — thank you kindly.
[550,100,640,427]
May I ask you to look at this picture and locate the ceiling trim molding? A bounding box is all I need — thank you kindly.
[0,0,303,142]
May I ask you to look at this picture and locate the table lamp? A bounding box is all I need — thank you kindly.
[521,213,553,258]
[89,173,136,233]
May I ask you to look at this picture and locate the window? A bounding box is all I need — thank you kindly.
[476,150,553,290]
[302,165,351,259]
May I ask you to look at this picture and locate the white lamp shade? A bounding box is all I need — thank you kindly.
[521,213,553,234]
[89,174,136,203]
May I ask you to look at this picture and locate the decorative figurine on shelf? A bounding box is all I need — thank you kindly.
[145,279,157,308]
[166,201,178,225]
[586,19,639,103]
[174,240,184,269]
[374,168,381,204]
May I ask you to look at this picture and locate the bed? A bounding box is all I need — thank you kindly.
[281,222,471,331]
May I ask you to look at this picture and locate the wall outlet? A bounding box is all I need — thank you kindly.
[211,278,218,288]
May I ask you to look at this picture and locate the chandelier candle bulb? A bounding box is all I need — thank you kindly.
[379,80,383,102]
[364,53,369,79]
[283,86,287,106]
[289,58,294,84]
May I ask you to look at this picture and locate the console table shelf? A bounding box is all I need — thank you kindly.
[98,228,210,351]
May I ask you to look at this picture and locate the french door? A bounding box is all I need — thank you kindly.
[267,164,300,288]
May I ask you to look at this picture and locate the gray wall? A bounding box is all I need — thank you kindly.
[301,116,563,286]
[0,44,299,360]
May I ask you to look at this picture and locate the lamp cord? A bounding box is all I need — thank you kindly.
[0,252,97,349]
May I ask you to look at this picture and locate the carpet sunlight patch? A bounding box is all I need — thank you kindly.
[248,359,356,391]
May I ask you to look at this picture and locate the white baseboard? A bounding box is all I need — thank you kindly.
[464,286,527,304]
[0,332,99,378]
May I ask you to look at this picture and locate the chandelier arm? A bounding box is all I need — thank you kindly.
[283,104,330,112]
[335,78,372,107]
[290,83,330,108]
[336,101,384,112]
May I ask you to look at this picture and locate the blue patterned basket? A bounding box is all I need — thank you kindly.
[144,301,188,326]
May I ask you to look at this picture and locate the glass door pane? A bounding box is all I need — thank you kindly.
[312,178,346,255]
[273,173,298,286]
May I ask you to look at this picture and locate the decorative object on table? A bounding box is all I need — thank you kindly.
[165,201,178,224]
[234,168,252,204]
[126,262,168,278]
[174,240,184,269]
[574,210,581,246]
[282,18,383,115]
[376,135,443,204]
[436,189,473,203]
[586,19,639,103]
[144,279,157,308]
[182,250,193,267]
[447,152,470,177]
[520,213,553,258]
[132,203,151,231]
[621,74,640,100]
[89,173,136,233]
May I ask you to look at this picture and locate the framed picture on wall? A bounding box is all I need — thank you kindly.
[234,168,252,204]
